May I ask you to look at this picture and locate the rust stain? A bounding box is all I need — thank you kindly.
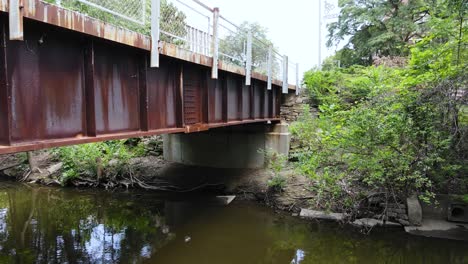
[0,0,291,154]
[184,124,209,133]
[0,0,295,89]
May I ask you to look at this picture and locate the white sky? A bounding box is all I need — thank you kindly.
[200,0,338,76]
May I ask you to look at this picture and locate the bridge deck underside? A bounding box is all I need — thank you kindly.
[0,16,281,155]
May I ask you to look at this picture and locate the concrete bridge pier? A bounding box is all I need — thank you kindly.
[163,123,290,169]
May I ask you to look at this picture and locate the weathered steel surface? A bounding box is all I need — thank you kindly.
[0,0,294,90]
[227,75,239,121]
[183,64,203,125]
[8,21,85,143]
[0,16,10,145]
[0,13,283,155]
[146,56,180,130]
[0,128,186,154]
[242,81,251,120]
[94,42,140,134]
[253,81,262,119]
[207,75,222,123]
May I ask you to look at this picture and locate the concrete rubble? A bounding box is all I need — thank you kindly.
[299,209,347,221]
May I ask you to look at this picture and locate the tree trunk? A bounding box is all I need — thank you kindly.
[27,151,38,173]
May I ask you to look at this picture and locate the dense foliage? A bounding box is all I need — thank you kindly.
[55,140,145,185]
[293,0,467,209]
[327,0,465,67]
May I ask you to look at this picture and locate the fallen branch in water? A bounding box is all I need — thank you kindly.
[19,170,31,182]
[175,182,225,193]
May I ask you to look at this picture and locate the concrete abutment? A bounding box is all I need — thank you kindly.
[163,123,291,168]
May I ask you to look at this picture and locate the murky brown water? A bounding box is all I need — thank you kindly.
[0,182,466,263]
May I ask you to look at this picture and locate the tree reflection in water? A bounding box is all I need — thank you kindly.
[0,184,173,263]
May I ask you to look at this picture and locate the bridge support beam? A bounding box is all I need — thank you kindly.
[163,123,290,169]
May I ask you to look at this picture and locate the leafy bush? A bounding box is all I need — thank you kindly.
[293,11,467,209]
[260,149,288,191]
[54,140,144,185]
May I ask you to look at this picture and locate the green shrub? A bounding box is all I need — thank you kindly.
[295,34,466,209]
[260,149,288,191]
[54,140,143,185]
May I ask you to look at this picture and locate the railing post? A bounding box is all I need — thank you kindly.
[296,63,300,95]
[267,45,272,90]
[150,0,160,68]
[211,7,219,79]
[282,55,288,94]
[245,30,252,86]
[9,0,23,40]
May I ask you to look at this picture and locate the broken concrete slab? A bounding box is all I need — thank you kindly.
[299,209,347,221]
[407,195,423,226]
[215,195,236,205]
[47,162,63,175]
[352,218,401,228]
[405,219,468,241]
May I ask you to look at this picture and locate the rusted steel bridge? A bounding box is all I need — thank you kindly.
[0,0,297,155]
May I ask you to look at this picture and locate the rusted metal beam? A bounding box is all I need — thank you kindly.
[139,55,149,131]
[0,128,186,155]
[207,118,281,129]
[84,40,96,137]
[221,73,228,123]
[237,77,243,121]
[0,0,294,90]
[266,90,273,118]
[275,87,281,117]
[249,83,254,120]
[0,16,11,145]
[260,82,265,119]
[176,64,184,127]
[201,70,209,123]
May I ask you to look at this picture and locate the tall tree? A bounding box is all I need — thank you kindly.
[327,0,433,65]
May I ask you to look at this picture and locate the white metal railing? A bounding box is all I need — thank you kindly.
[30,0,301,92]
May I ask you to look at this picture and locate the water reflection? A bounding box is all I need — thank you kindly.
[0,183,465,264]
[0,184,173,263]
[291,249,305,264]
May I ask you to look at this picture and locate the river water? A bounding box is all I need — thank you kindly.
[0,183,466,264]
